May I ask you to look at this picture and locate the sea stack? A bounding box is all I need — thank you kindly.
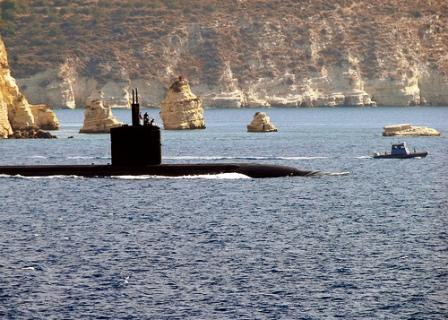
[160,76,205,130]
[80,90,122,133]
[247,112,278,132]
[30,104,60,130]
[0,37,59,138]
[383,124,441,136]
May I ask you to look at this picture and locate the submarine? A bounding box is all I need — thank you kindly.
[0,89,318,178]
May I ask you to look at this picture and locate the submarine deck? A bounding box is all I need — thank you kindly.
[0,163,318,178]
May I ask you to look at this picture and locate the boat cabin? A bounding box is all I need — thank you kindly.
[391,142,410,156]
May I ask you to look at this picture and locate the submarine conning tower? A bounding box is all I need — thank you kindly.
[110,88,162,166]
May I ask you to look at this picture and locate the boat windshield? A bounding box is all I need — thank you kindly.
[391,143,409,155]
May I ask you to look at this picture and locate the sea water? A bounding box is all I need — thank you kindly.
[0,107,447,319]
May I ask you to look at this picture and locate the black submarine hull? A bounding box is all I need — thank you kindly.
[0,163,318,178]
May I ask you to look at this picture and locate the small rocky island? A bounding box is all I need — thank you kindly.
[80,90,122,133]
[30,104,60,130]
[383,124,440,136]
[160,76,205,130]
[247,112,278,132]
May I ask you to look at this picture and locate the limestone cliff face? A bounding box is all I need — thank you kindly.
[0,39,32,137]
[3,1,448,108]
[18,61,134,109]
[160,78,205,130]
[0,40,12,137]
[79,90,122,133]
[0,37,59,138]
[0,89,12,138]
[0,100,11,138]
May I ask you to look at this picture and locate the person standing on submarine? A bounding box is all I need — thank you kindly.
[143,112,150,126]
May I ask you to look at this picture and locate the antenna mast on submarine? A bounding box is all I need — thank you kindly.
[131,88,140,126]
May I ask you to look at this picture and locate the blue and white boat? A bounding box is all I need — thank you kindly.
[373,142,428,159]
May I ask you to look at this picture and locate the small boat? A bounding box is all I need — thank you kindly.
[373,142,428,159]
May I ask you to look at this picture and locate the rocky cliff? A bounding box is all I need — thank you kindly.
[2,0,448,108]
[0,37,58,138]
[1,38,31,137]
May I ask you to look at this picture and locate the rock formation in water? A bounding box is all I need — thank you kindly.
[30,104,60,130]
[9,127,56,139]
[383,124,441,136]
[247,112,278,132]
[160,76,205,130]
[0,37,59,139]
[3,1,448,108]
[80,90,122,133]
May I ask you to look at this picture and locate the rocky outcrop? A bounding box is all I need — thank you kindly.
[9,127,56,139]
[383,124,441,136]
[160,77,205,130]
[247,112,278,132]
[30,104,59,130]
[79,91,122,133]
[0,37,58,138]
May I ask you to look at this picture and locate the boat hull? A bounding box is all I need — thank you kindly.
[0,163,318,178]
[373,152,428,159]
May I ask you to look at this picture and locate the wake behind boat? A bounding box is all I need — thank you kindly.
[373,142,428,159]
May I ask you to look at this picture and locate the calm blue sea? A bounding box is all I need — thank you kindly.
[0,107,447,319]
